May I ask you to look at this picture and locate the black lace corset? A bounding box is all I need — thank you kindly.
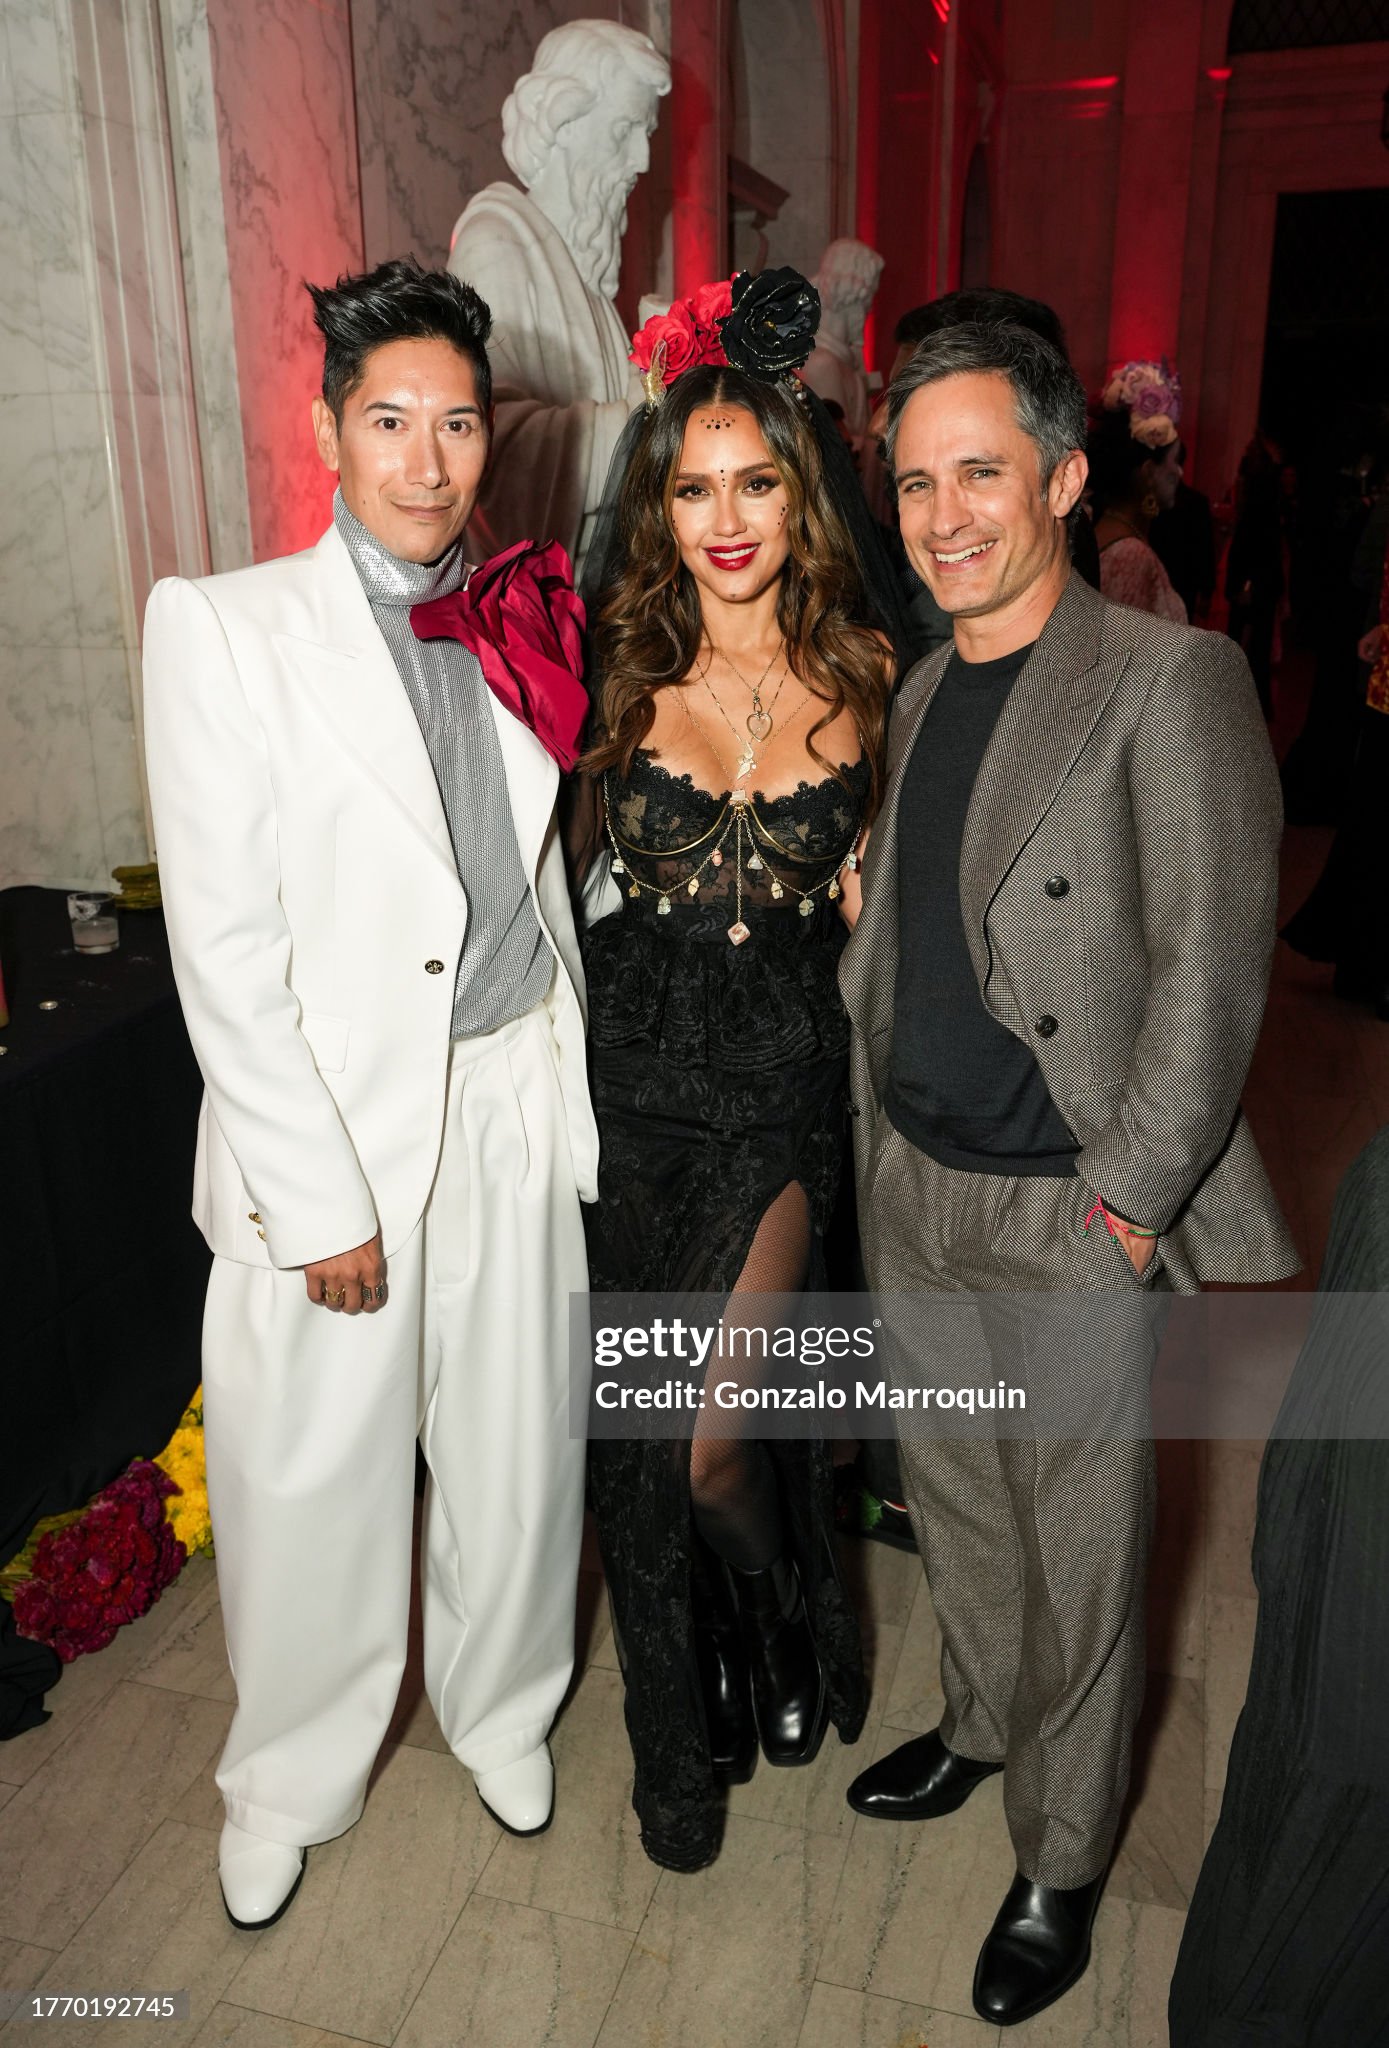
[581,751,870,1071]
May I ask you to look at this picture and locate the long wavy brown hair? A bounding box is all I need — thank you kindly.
[581,366,891,812]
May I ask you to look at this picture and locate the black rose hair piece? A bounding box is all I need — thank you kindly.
[720,268,821,381]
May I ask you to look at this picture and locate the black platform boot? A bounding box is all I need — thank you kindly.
[728,1555,828,1767]
[691,1556,756,1784]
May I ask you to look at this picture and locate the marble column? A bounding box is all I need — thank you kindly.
[201,0,364,562]
[852,0,938,365]
[670,0,726,295]
[70,0,212,609]
[160,0,252,572]
[732,0,833,276]
[0,0,157,888]
[1105,0,1205,370]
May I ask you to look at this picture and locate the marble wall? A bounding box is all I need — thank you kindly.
[160,0,251,572]
[0,0,812,888]
[352,0,672,314]
[181,0,680,571]
[1192,41,1389,499]
[70,0,212,610]
[0,0,153,889]
[201,0,363,562]
[731,0,833,277]
[988,0,1389,493]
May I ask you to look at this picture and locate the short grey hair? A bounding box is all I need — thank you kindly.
[885,320,1088,494]
[502,23,670,188]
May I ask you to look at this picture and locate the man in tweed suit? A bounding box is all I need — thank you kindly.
[839,322,1296,2026]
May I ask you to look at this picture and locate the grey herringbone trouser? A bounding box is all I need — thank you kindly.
[863,1120,1167,1887]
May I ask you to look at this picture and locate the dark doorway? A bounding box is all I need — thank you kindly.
[1260,186,1389,482]
[1260,185,1389,625]
[1260,186,1389,818]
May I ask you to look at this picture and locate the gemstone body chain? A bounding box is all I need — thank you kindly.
[602,774,859,948]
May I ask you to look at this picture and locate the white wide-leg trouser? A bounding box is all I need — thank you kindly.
[201,1007,589,1848]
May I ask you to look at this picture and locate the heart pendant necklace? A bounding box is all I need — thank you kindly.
[703,641,789,759]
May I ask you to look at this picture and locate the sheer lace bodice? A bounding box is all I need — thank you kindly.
[603,750,868,932]
[584,751,870,1071]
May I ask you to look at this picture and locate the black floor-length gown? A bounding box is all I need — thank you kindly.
[1168,1128,1389,2045]
[581,749,870,1869]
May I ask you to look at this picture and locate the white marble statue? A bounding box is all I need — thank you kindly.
[448,21,670,569]
[802,238,885,442]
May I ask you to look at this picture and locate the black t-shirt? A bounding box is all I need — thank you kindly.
[884,640,1079,1177]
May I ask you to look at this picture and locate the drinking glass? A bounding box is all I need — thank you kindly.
[67,891,120,955]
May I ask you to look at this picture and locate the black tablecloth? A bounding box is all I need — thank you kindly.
[1,887,208,1567]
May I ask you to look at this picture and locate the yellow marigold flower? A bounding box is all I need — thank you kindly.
[153,1387,214,1556]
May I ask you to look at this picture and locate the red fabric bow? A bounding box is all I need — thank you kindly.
[410,539,589,772]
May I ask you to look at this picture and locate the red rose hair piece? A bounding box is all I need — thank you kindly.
[629,276,736,402]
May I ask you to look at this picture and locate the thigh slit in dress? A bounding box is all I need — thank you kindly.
[582,749,870,1870]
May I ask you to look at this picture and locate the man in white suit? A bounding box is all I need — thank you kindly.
[143,261,597,1930]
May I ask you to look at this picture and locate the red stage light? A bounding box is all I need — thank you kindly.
[1012,75,1120,96]
[1207,65,1233,81]
[930,0,950,20]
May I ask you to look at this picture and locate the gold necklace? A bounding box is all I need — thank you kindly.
[701,641,789,754]
[697,657,790,780]
[681,685,802,788]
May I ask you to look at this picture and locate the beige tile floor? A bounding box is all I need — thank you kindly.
[2,813,1381,2048]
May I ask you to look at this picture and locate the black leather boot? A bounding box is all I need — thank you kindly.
[972,1870,1105,2026]
[691,1557,756,1784]
[846,1727,1002,1820]
[728,1555,827,1767]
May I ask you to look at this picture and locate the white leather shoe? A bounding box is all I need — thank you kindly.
[218,1821,306,1930]
[474,1744,554,1836]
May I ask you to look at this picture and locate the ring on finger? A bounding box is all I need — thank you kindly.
[322,1285,346,1306]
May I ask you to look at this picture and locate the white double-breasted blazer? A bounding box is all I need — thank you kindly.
[142,520,599,1272]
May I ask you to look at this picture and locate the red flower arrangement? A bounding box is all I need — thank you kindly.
[12,1461,186,1663]
[630,276,735,392]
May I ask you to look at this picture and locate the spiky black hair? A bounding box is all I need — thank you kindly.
[307,258,493,422]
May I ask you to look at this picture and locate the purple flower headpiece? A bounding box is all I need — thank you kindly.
[1102,359,1182,451]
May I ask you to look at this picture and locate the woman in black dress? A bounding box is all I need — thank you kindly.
[576,272,897,1871]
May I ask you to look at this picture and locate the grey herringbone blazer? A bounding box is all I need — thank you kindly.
[840,570,1299,1290]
